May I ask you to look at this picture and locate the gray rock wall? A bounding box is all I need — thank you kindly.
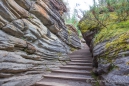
[0,0,81,86]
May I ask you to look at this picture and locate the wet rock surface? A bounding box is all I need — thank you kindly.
[0,0,81,85]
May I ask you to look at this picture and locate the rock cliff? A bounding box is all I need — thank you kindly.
[0,0,81,86]
[78,2,129,86]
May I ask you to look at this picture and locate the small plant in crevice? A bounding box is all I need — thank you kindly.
[28,16,34,20]
[91,71,100,86]
[57,52,62,57]
[126,61,129,65]
[45,64,51,72]
[21,37,26,40]
[70,47,76,52]
[108,63,119,72]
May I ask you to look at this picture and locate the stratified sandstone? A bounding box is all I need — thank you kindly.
[0,0,81,86]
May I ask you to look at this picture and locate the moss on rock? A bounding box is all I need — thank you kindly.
[78,1,129,60]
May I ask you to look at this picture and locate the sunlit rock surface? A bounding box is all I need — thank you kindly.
[0,0,81,85]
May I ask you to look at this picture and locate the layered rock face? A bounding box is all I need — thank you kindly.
[0,0,81,86]
[78,3,129,86]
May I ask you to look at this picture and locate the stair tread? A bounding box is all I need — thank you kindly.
[44,75,94,80]
[67,62,92,65]
[68,54,91,57]
[65,64,92,67]
[71,59,91,61]
[46,73,92,78]
[70,60,92,63]
[60,66,92,70]
[70,59,92,60]
[36,79,92,86]
[52,69,91,73]
[61,65,92,68]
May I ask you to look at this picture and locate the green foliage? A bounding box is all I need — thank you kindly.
[78,0,129,33]
[57,52,62,57]
[78,0,129,61]
[94,20,129,45]
[91,72,100,86]
[94,20,129,59]
[67,29,72,35]
[70,47,76,52]
[65,8,81,36]
[28,16,34,20]
[105,30,129,57]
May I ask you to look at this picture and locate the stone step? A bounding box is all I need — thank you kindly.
[52,69,91,73]
[52,69,91,75]
[70,56,92,58]
[47,72,92,78]
[71,60,92,63]
[35,78,93,86]
[43,75,94,81]
[70,52,91,55]
[33,83,53,86]
[70,50,90,52]
[69,56,91,58]
[60,65,92,70]
[69,55,92,58]
[70,58,92,60]
[67,62,92,66]
[70,57,92,59]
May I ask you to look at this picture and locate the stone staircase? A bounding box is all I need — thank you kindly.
[33,45,94,86]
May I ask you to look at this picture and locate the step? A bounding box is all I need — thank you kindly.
[71,60,92,63]
[60,65,92,70]
[47,72,92,78]
[67,62,92,66]
[52,69,91,73]
[35,78,93,86]
[69,54,91,56]
[69,56,92,58]
[70,56,92,58]
[70,58,92,60]
[43,75,94,82]
[52,69,91,75]
[70,49,90,53]
[70,52,91,55]
[33,83,53,86]
[70,57,92,59]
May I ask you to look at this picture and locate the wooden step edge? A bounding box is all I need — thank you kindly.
[67,63,92,66]
[61,65,92,68]
[52,70,91,75]
[70,59,92,61]
[70,60,92,63]
[32,83,54,86]
[60,66,92,70]
[43,75,94,81]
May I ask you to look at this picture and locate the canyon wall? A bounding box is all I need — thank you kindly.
[0,0,81,86]
[78,5,129,86]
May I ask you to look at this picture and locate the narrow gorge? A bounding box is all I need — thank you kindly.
[1,0,129,86]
